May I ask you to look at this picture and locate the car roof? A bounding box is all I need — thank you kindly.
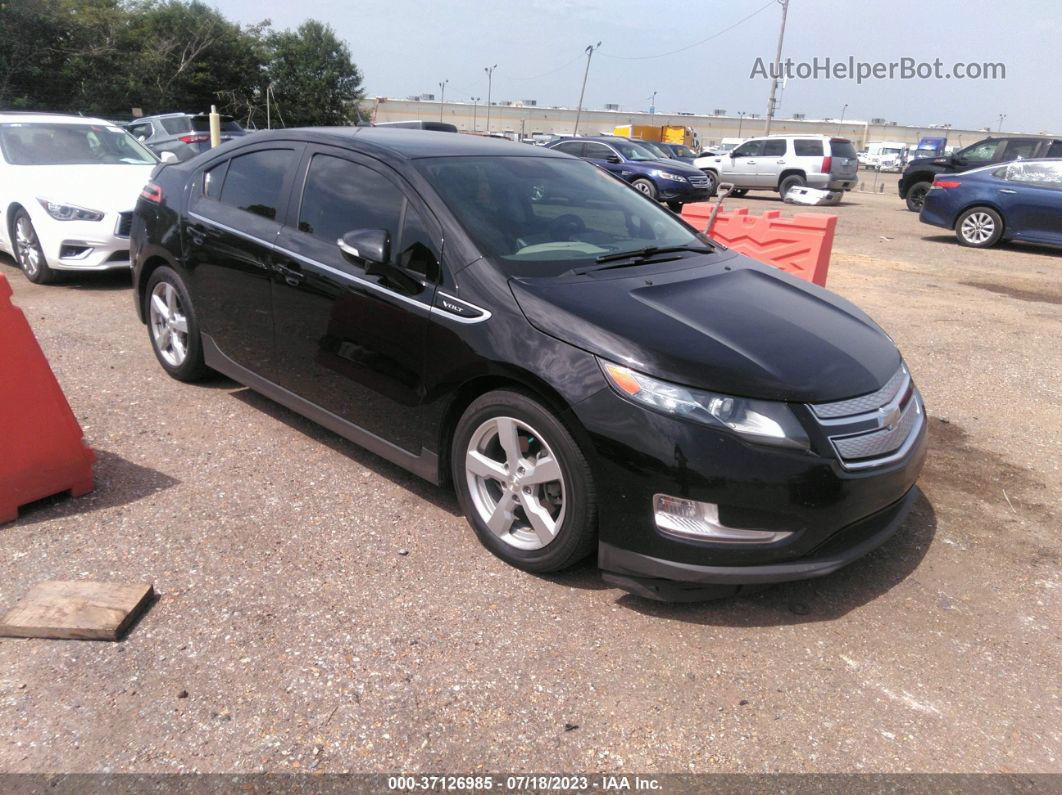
[0,112,115,126]
[241,127,570,160]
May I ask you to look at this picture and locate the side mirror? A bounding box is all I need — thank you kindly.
[729,151,738,158]
[606,154,621,164]
[338,229,390,269]
[159,151,178,163]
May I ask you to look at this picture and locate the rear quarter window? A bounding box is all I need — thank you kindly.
[217,148,293,221]
[794,139,824,156]
[159,117,192,135]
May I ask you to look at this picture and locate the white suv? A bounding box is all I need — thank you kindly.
[694,135,859,198]
[0,113,159,284]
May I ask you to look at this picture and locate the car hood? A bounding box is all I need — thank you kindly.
[15,164,155,212]
[509,254,901,403]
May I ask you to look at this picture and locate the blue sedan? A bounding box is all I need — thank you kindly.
[919,159,1062,248]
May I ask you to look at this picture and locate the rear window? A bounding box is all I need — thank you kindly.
[159,117,192,135]
[793,139,823,156]
[829,139,858,159]
[190,117,243,133]
[1048,141,1062,158]
[217,148,293,221]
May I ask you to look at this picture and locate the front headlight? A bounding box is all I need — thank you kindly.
[649,169,687,182]
[600,360,809,449]
[37,199,104,222]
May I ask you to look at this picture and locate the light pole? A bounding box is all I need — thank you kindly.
[573,41,601,136]
[649,90,657,120]
[737,111,747,137]
[438,79,448,122]
[484,65,497,134]
[837,103,848,135]
[471,96,480,131]
[997,113,1006,132]
[763,0,790,135]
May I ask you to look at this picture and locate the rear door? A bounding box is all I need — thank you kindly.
[997,161,1062,244]
[270,146,440,453]
[997,138,1040,163]
[828,138,859,180]
[184,144,302,378]
[756,138,788,186]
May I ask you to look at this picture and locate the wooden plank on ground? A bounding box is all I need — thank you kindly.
[0,581,155,641]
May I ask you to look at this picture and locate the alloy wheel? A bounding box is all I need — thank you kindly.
[149,281,190,367]
[960,212,995,245]
[464,416,566,550]
[634,181,653,195]
[14,216,41,277]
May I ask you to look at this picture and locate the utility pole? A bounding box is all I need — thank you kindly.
[438,79,448,122]
[471,97,480,131]
[573,41,601,136]
[997,113,1006,132]
[837,103,848,135]
[649,90,657,120]
[484,65,497,133]
[737,111,746,137]
[763,0,790,135]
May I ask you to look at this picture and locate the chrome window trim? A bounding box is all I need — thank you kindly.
[187,211,489,325]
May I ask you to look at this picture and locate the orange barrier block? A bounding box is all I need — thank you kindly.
[681,204,837,286]
[0,275,94,522]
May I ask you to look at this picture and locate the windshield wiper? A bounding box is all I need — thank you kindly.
[590,243,714,266]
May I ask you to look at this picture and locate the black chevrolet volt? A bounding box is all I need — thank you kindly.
[130,128,926,601]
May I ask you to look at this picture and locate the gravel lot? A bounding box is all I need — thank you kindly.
[1,174,1059,774]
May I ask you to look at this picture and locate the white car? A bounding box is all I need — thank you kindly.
[0,113,160,284]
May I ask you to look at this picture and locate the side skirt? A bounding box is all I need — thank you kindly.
[202,334,441,485]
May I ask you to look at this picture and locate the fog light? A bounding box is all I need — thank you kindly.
[653,494,792,544]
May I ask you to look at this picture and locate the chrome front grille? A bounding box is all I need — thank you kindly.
[809,365,924,470]
[688,175,709,188]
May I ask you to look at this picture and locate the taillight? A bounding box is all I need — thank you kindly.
[821,156,832,173]
[140,182,163,203]
[930,180,961,190]
[178,133,210,144]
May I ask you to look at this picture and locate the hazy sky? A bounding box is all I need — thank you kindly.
[211,0,1061,133]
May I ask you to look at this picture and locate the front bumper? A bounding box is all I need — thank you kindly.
[599,487,919,601]
[659,184,711,203]
[33,208,134,271]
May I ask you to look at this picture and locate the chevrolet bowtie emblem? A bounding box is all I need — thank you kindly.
[879,405,902,430]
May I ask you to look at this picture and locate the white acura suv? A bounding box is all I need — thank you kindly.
[0,113,162,284]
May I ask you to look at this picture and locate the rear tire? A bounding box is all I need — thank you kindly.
[778,174,806,197]
[955,207,1003,248]
[905,181,931,212]
[145,266,209,381]
[631,178,658,200]
[452,390,597,573]
[13,210,57,284]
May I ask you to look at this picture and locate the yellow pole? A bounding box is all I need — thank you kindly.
[209,105,221,148]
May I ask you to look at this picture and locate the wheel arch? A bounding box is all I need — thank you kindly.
[435,368,594,487]
[136,253,180,323]
[777,169,807,188]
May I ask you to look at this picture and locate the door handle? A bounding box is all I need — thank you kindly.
[746,160,757,164]
[187,224,207,246]
[776,159,786,164]
[274,260,303,286]
[999,188,1017,194]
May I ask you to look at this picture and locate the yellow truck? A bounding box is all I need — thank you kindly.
[613,124,698,148]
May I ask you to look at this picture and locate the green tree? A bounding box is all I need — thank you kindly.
[265,20,363,127]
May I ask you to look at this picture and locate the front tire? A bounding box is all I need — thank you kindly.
[955,207,1003,248]
[145,266,209,381]
[13,210,57,284]
[631,178,658,200]
[701,170,719,196]
[905,180,931,212]
[452,390,596,573]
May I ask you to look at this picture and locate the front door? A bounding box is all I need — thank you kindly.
[185,145,302,379]
[721,139,763,187]
[271,148,440,453]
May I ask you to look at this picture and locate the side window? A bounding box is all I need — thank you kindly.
[1005,161,1062,187]
[731,140,763,157]
[298,154,403,257]
[583,142,614,160]
[1002,139,1038,161]
[398,203,441,280]
[762,139,786,157]
[793,139,823,156]
[554,141,584,156]
[1047,141,1062,158]
[204,160,228,199]
[960,140,1003,162]
[160,117,191,135]
[128,123,151,141]
[218,149,293,220]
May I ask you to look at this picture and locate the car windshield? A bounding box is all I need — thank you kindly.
[669,145,695,158]
[416,155,703,277]
[0,122,156,165]
[608,140,659,161]
[639,142,670,158]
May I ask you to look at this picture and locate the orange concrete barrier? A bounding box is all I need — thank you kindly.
[681,204,837,286]
[0,275,94,522]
